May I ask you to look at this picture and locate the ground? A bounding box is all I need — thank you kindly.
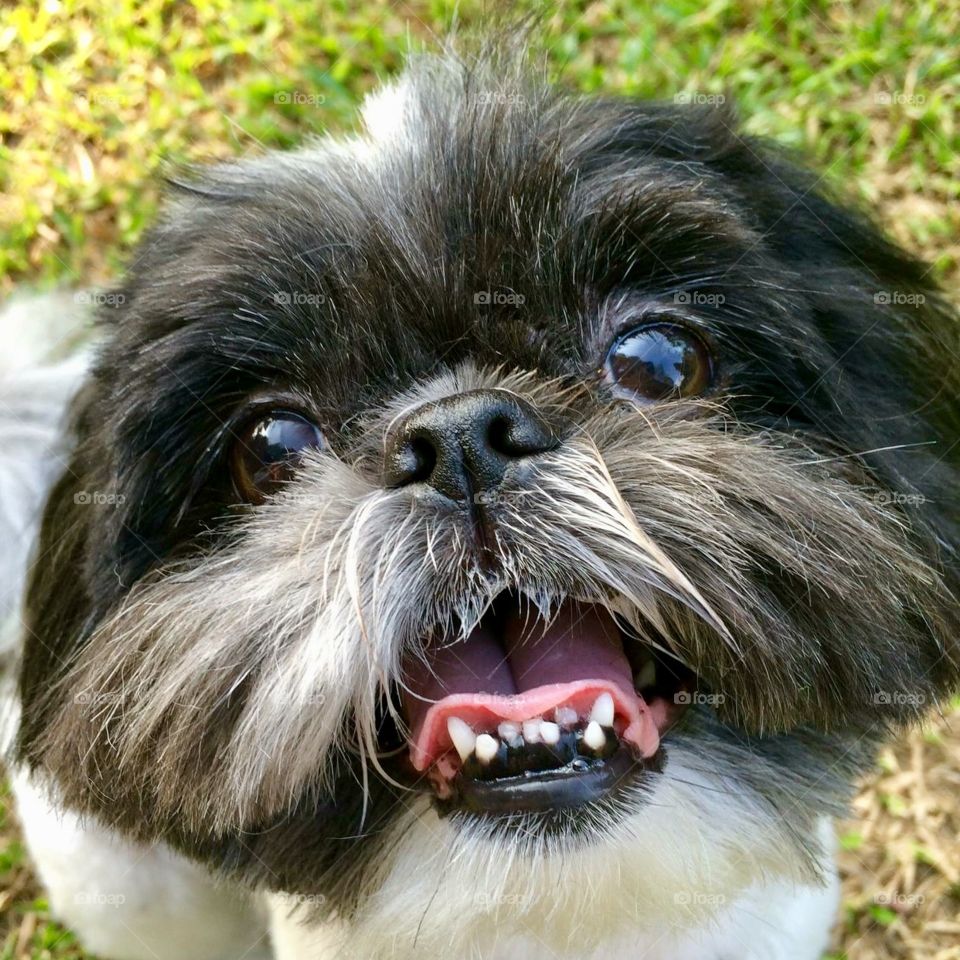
[1,1,958,958]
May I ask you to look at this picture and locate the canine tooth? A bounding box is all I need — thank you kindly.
[540,721,561,745]
[475,733,499,764]
[583,720,606,752]
[635,661,656,690]
[522,720,542,743]
[447,717,477,761]
[589,691,615,727]
[555,706,577,727]
[497,721,521,743]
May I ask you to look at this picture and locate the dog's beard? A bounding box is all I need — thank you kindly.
[33,364,950,853]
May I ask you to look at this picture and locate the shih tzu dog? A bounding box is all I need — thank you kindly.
[3,47,959,960]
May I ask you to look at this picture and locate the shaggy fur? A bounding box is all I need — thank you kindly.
[12,47,960,959]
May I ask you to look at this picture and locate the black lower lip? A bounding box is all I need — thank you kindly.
[442,745,662,816]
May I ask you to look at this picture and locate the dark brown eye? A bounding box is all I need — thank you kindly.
[604,323,714,401]
[231,411,326,503]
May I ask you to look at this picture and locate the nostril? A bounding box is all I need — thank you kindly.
[387,434,438,488]
[486,405,558,459]
[486,415,514,455]
[407,436,437,481]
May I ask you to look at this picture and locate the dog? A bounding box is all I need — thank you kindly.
[3,47,958,960]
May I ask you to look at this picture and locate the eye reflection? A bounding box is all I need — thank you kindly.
[604,323,714,401]
[231,411,326,503]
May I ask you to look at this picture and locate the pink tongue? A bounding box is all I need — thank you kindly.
[401,600,661,771]
[504,601,633,690]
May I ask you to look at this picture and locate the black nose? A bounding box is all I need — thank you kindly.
[383,389,558,500]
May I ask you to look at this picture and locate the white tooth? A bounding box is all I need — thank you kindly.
[583,720,606,752]
[589,691,615,728]
[497,721,522,744]
[447,717,477,761]
[522,719,542,743]
[635,661,657,690]
[540,721,561,745]
[555,705,578,728]
[475,733,499,764]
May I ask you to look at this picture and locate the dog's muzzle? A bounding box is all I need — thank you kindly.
[384,390,688,816]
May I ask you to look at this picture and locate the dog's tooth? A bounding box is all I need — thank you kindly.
[589,691,615,727]
[540,721,561,745]
[635,661,656,690]
[522,719,542,744]
[447,717,477,761]
[497,721,521,743]
[475,733,499,764]
[554,706,578,728]
[583,720,606,752]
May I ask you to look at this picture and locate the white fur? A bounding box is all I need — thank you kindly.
[265,750,838,960]
[11,769,271,960]
[267,814,838,960]
[270,880,837,960]
[0,291,90,654]
[360,77,415,147]
[0,290,89,377]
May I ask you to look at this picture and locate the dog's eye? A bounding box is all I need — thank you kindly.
[604,323,714,401]
[230,411,326,503]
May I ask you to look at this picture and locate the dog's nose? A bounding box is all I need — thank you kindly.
[384,389,558,500]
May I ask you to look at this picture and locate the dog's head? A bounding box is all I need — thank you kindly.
[18,53,960,954]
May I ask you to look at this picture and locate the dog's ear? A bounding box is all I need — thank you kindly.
[716,134,960,585]
[17,383,116,761]
[811,210,960,580]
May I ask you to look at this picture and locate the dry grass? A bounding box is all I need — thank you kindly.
[1,1,958,958]
[829,705,960,959]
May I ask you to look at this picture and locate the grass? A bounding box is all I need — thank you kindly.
[1,1,958,958]
[2,0,958,295]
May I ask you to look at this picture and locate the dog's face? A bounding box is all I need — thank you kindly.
[18,56,960,954]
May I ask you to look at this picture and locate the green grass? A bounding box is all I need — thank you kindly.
[1,0,957,297]
[1,1,958,957]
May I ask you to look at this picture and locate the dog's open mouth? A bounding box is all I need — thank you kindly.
[400,594,692,815]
